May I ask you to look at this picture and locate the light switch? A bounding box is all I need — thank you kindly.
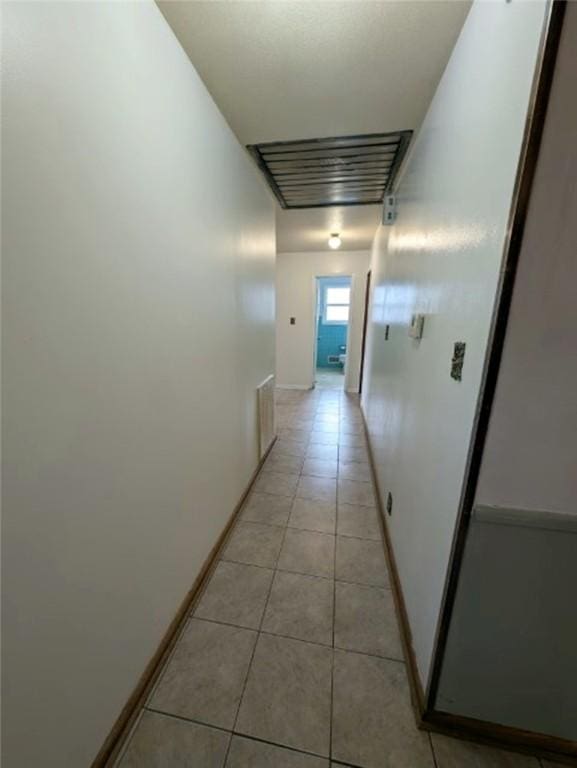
[408,314,425,339]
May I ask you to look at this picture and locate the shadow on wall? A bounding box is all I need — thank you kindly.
[315,276,351,371]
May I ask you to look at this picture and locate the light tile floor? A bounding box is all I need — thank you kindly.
[315,369,345,389]
[117,388,561,768]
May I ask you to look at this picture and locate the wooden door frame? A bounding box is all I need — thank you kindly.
[358,270,371,395]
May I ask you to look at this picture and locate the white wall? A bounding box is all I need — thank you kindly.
[361,0,547,689]
[276,251,370,392]
[1,3,275,767]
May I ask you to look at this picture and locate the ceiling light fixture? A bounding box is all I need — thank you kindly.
[328,233,342,250]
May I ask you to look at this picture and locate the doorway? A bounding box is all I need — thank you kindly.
[313,276,352,390]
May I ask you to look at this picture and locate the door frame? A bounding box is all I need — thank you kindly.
[358,270,372,396]
[311,274,353,389]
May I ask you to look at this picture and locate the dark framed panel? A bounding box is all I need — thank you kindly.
[248,132,412,209]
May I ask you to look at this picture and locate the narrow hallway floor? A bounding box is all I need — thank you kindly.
[314,369,345,390]
[117,388,556,768]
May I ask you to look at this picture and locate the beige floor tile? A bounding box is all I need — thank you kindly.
[338,478,375,507]
[335,536,388,587]
[264,452,304,475]
[312,422,339,434]
[302,458,338,479]
[262,570,333,645]
[313,413,340,424]
[255,470,299,497]
[338,460,371,483]
[236,634,332,756]
[119,711,229,768]
[226,736,329,767]
[338,432,366,447]
[149,619,256,729]
[278,529,335,578]
[332,650,434,768]
[194,561,274,629]
[279,428,312,443]
[338,445,369,463]
[306,443,339,462]
[334,581,403,659]
[309,431,339,446]
[223,522,284,568]
[296,475,337,503]
[289,498,336,534]
[337,503,381,541]
[315,405,340,415]
[291,419,315,430]
[339,422,364,435]
[273,439,309,458]
[242,492,292,526]
[431,734,542,768]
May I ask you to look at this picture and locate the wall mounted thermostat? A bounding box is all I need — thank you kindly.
[383,194,397,225]
[408,314,425,339]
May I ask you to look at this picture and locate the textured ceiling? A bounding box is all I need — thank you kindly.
[158,0,470,252]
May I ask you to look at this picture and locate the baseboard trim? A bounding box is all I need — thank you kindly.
[423,711,577,766]
[360,409,426,722]
[361,410,577,764]
[91,437,277,767]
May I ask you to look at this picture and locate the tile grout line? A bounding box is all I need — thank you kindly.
[239,393,333,761]
[330,409,341,766]
[145,704,369,768]
[113,708,146,767]
[428,732,440,768]
[226,458,296,764]
[221,554,390,589]
[190,615,405,664]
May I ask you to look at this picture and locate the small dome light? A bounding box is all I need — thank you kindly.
[328,233,342,250]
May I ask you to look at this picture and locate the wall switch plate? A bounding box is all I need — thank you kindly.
[386,492,393,516]
[290,317,296,325]
[408,314,425,339]
[383,194,397,225]
[451,341,466,381]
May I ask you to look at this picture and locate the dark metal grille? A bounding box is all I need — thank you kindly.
[247,132,412,209]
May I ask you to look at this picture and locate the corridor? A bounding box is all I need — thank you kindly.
[3,2,576,765]
[115,389,550,768]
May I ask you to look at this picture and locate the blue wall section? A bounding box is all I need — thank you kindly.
[316,277,350,369]
[316,316,347,368]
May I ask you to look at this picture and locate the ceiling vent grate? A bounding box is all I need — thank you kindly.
[247,131,412,209]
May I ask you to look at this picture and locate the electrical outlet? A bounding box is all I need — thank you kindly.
[386,492,393,516]
[290,317,296,325]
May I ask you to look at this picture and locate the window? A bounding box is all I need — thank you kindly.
[324,285,350,324]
